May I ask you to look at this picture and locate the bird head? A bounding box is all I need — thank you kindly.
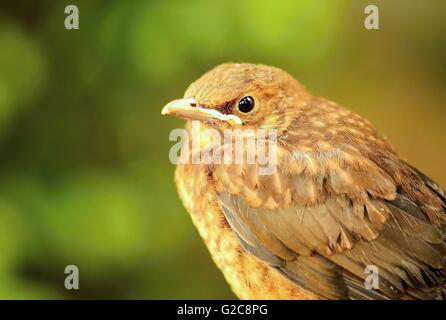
[162,63,310,133]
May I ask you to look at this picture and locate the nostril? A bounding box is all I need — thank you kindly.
[190,103,197,107]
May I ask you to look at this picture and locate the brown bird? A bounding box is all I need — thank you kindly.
[162,63,446,300]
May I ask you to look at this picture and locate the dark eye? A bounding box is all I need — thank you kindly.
[238,96,254,113]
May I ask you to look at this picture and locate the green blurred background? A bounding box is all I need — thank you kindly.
[0,0,444,299]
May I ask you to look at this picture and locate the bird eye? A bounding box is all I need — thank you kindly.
[238,96,254,113]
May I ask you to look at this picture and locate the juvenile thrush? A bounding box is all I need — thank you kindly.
[162,63,446,300]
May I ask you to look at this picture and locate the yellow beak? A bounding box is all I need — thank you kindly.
[161,98,242,125]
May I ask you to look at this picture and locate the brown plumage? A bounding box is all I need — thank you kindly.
[162,63,446,300]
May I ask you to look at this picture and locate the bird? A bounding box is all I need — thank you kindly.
[161,63,446,300]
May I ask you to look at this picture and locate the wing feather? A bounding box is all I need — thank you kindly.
[213,144,446,299]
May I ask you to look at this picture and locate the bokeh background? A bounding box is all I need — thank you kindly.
[0,0,444,299]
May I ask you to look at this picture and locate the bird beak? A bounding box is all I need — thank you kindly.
[161,98,242,125]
